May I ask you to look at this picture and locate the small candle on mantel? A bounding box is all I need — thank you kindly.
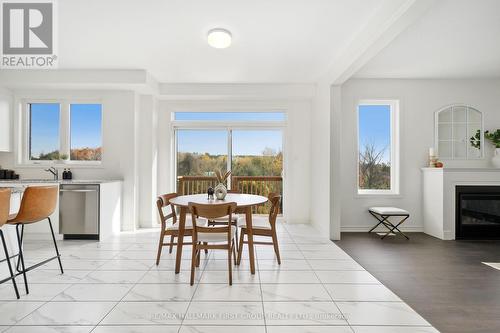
[429,147,435,157]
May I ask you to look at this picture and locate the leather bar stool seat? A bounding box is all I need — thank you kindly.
[7,186,63,295]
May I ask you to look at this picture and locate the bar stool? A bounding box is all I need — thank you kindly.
[7,186,63,294]
[0,188,20,299]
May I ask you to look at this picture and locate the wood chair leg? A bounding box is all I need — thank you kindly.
[228,244,232,286]
[156,232,165,265]
[234,226,239,250]
[168,235,174,254]
[237,230,244,265]
[203,242,208,255]
[196,242,201,267]
[271,230,281,265]
[232,240,237,265]
[190,244,197,286]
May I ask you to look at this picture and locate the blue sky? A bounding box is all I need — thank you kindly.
[30,103,102,157]
[177,129,282,156]
[358,104,391,162]
[70,104,102,149]
[176,112,284,156]
[30,103,60,157]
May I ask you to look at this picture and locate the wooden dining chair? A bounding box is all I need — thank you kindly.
[237,193,282,265]
[155,193,209,265]
[7,186,62,295]
[188,202,237,285]
[0,188,20,299]
[208,189,242,247]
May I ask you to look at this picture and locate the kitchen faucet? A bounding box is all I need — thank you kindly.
[44,167,58,180]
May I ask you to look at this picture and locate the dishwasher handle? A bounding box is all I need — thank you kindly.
[60,189,98,193]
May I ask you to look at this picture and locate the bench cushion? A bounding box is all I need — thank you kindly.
[369,207,409,216]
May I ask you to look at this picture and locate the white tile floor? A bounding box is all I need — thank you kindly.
[0,222,440,333]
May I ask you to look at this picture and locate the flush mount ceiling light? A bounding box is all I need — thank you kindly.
[207,28,232,49]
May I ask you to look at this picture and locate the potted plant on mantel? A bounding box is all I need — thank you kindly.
[471,129,500,168]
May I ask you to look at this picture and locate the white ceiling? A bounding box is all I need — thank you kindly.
[57,0,381,83]
[355,0,500,79]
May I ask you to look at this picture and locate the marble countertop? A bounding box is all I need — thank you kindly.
[0,179,122,184]
[0,187,26,193]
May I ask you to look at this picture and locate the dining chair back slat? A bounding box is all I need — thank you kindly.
[156,193,178,226]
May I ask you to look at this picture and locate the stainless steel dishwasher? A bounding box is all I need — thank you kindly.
[59,184,100,240]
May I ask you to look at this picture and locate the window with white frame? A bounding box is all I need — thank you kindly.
[25,102,102,164]
[357,100,399,195]
[172,112,285,209]
[173,112,285,179]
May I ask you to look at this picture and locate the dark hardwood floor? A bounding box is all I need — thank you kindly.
[335,232,500,333]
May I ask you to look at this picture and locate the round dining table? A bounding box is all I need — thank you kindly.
[169,193,268,274]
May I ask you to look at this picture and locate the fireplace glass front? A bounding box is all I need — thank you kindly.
[456,186,500,240]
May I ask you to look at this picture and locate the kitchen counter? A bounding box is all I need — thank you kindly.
[0,179,122,184]
[0,187,25,193]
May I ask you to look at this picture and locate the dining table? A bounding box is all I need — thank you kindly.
[169,193,268,274]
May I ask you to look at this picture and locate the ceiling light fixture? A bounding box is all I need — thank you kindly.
[207,28,232,49]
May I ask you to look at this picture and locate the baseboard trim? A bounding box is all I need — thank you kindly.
[23,233,64,241]
[341,226,424,233]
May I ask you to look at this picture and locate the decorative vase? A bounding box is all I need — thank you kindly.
[492,148,500,168]
[214,183,227,200]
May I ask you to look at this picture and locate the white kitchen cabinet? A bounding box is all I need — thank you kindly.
[0,93,12,152]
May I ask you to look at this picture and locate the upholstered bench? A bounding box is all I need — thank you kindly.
[368,207,410,240]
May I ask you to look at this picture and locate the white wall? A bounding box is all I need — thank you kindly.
[0,88,13,152]
[137,94,159,228]
[157,99,312,224]
[339,78,500,232]
[310,83,331,235]
[0,89,139,231]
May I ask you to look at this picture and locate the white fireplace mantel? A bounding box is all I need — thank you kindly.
[421,167,500,240]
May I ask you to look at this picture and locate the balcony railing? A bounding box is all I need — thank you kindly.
[177,175,283,214]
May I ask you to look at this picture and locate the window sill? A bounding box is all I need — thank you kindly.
[356,190,402,199]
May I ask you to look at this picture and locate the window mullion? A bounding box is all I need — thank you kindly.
[227,128,232,189]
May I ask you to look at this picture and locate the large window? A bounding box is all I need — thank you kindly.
[357,101,399,195]
[29,103,60,160]
[70,104,103,161]
[232,130,283,177]
[26,102,102,164]
[173,112,285,202]
[176,129,228,176]
[175,129,283,178]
